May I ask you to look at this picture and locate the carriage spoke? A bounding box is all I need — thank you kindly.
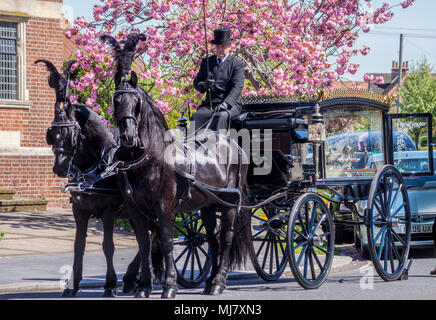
[317,231,331,238]
[190,247,195,280]
[389,185,401,210]
[174,245,190,263]
[273,234,280,273]
[387,233,396,274]
[261,233,272,271]
[309,203,318,231]
[252,226,268,240]
[193,247,203,276]
[374,226,386,244]
[269,233,274,275]
[311,214,326,235]
[391,202,406,219]
[312,248,324,271]
[390,232,402,261]
[308,249,316,280]
[294,229,307,240]
[197,243,209,257]
[377,228,387,261]
[256,230,269,257]
[181,247,193,277]
[391,227,407,247]
[374,197,387,220]
[293,240,308,250]
[313,244,329,255]
[174,224,189,238]
[383,233,389,272]
[387,179,394,215]
[297,211,308,236]
[296,245,307,267]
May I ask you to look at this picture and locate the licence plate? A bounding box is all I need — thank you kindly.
[400,224,433,234]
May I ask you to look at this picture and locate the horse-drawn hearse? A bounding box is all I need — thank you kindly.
[174,89,434,290]
[37,35,434,297]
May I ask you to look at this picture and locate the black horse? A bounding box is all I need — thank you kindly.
[36,59,163,297]
[101,34,251,298]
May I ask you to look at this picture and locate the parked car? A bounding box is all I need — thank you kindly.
[354,150,436,257]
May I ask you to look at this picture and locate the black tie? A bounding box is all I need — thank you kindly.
[217,58,222,65]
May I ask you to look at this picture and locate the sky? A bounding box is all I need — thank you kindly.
[63,0,436,82]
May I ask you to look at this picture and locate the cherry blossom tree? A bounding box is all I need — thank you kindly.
[66,0,414,118]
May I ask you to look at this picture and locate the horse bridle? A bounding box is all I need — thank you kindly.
[112,83,144,147]
[49,120,84,180]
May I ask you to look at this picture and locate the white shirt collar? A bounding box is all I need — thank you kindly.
[217,53,230,64]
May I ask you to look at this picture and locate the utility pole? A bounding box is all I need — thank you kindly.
[397,33,403,113]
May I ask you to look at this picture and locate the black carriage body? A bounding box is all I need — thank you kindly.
[237,95,433,202]
[233,100,317,194]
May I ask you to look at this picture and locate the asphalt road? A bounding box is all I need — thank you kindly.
[2,246,436,301]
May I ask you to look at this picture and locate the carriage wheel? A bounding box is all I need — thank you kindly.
[287,193,334,289]
[248,203,289,281]
[173,211,211,288]
[367,165,411,281]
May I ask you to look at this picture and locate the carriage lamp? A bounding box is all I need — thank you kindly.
[308,104,325,183]
[308,104,326,143]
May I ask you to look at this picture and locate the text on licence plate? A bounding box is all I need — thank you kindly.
[400,224,433,234]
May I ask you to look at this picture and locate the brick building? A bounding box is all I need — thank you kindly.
[0,0,69,208]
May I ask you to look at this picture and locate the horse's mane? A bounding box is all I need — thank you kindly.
[139,86,169,132]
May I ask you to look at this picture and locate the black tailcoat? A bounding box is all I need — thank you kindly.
[193,54,245,130]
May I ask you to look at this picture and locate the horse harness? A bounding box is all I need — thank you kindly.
[48,120,85,180]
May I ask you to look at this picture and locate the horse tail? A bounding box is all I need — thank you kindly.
[229,181,251,270]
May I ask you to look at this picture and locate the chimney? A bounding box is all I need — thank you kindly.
[392,61,399,79]
[402,61,409,73]
[391,60,408,79]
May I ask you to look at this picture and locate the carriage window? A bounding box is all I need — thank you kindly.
[0,21,18,100]
[391,115,433,175]
[323,108,384,178]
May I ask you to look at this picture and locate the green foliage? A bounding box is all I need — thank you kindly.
[399,58,436,117]
[114,219,133,232]
[0,232,4,241]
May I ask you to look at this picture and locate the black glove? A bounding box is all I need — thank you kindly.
[216,102,228,112]
[199,78,215,91]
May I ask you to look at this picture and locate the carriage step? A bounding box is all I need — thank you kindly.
[0,199,48,212]
[0,189,15,200]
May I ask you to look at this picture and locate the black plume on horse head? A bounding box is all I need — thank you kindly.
[99,34,147,79]
[35,59,75,105]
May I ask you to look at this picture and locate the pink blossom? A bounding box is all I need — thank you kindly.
[400,0,414,9]
[363,73,374,83]
[65,0,414,113]
[375,76,385,84]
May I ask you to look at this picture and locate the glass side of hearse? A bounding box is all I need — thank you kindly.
[323,107,385,179]
[387,113,433,176]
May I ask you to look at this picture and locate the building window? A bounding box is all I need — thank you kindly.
[0,21,18,101]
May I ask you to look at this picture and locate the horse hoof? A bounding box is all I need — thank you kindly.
[62,288,78,297]
[203,283,212,295]
[161,288,177,299]
[122,281,137,293]
[135,289,151,298]
[208,284,225,296]
[102,288,117,298]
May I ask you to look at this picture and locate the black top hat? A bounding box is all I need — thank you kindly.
[210,28,233,45]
